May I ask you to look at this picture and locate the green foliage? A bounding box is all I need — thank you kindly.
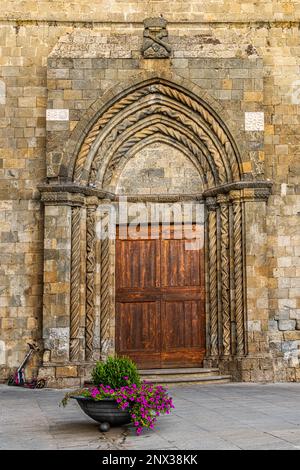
[91,356,141,389]
[60,388,90,407]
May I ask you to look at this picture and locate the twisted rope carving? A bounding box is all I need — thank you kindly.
[233,199,244,355]
[154,84,240,180]
[85,207,96,360]
[100,213,110,358]
[101,123,217,188]
[208,205,218,356]
[73,84,240,184]
[93,104,226,186]
[220,201,231,355]
[73,89,151,181]
[70,206,81,361]
[105,104,227,172]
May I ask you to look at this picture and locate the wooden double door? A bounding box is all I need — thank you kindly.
[115,225,205,369]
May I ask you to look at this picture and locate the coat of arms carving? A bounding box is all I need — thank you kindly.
[142,17,171,58]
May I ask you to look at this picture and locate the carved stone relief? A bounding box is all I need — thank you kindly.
[142,17,171,58]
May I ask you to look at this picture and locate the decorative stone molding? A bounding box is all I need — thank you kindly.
[40,191,85,207]
[101,118,221,189]
[38,183,113,200]
[229,190,245,356]
[85,197,98,361]
[217,194,231,356]
[70,81,241,188]
[115,194,204,203]
[206,197,218,356]
[202,180,273,199]
[99,210,111,359]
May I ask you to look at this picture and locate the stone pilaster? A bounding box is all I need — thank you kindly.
[39,191,85,386]
[242,194,273,382]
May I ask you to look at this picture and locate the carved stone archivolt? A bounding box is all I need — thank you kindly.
[71,80,241,189]
[102,120,218,189]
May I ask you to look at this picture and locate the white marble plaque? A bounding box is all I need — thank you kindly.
[245,112,264,131]
[46,108,69,121]
[0,80,6,105]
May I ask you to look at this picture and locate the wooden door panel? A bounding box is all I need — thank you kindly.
[184,300,204,348]
[161,300,204,350]
[116,301,159,352]
[115,224,205,369]
[161,301,185,350]
[116,239,159,289]
[161,239,202,287]
[116,300,161,368]
[161,300,205,367]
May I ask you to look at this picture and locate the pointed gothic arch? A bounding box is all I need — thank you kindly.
[40,73,272,381]
[62,77,242,190]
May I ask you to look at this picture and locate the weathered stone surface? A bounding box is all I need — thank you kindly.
[56,366,78,378]
[278,320,297,332]
[0,1,299,385]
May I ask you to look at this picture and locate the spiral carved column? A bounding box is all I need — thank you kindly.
[70,206,81,361]
[207,197,218,356]
[85,199,97,361]
[230,190,245,356]
[217,194,231,356]
[100,210,110,359]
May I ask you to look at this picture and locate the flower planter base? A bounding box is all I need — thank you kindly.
[71,396,131,432]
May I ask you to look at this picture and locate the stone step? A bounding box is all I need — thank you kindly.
[139,367,219,376]
[140,374,232,385]
[84,368,232,387]
[139,368,231,385]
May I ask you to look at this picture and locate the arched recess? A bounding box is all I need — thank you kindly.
[40,73,272,382]
[113,135,206,194]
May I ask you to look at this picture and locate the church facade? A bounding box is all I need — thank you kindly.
[0,1,299,387]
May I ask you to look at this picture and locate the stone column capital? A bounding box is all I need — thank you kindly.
[41,191,85,207]
[217,194,229,205]
[85,196,99,208]
[206,196,218,211]
[229,190,241,203]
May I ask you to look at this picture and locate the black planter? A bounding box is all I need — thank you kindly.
[71,396,131,431]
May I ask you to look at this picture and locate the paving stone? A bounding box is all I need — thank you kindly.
[1,383,300,450]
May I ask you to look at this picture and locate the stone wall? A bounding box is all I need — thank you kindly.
[1,1,300,22]
[0,1,299,383]
[116,142,203,195]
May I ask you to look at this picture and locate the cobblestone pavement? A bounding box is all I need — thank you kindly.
[1,383,300,450]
